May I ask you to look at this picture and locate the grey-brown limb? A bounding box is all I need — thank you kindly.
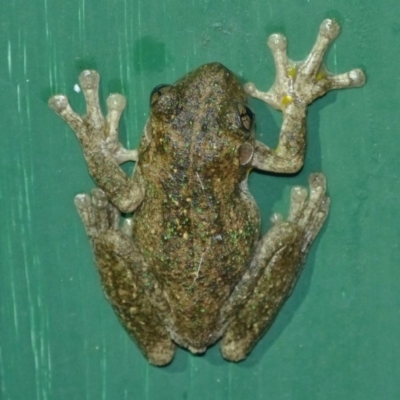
[74,189,175,366]
[247,19,365,173]
[221,173,329,361]
[49,71,143,213]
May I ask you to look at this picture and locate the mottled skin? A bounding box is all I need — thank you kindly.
[49,19,365,365]
[133,65,261,351]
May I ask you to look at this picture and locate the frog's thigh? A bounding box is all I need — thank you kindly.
[221,174,329,362]
[75,191,175,366]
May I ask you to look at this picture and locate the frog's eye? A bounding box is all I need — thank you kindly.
[150,84,172,105]
[237,104,255,132]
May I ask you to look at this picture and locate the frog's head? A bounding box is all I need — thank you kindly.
[145,63,256,172]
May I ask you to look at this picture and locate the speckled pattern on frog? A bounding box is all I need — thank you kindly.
[49,19,365,366]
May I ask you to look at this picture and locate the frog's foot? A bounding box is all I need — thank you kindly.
[266,173,330,274]
[281,172,330,256]
[245,19,366,110]
[74,188,122,239]
[221,173,329,362]
[49,70,138,164]
[75,188,135,240]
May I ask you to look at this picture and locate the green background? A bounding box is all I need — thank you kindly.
[0,0,398,399]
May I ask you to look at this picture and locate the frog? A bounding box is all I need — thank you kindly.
[48,19,365,366]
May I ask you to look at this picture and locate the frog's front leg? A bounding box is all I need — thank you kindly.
[221,173,329,361]
[49,71,143,212]
[247,19,366,173]
[74,188,175,366]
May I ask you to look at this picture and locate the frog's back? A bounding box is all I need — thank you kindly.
[132,63,260,349]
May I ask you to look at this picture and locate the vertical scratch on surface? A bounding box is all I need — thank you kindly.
[84,338,89,400]
[23,43,27,75]
[15,75,45,397]
[78,6,83,44]
[25,84,32,129]
[35,255,49,400]
[119,41,124,85]
[145,364,150,400]
[22,158,32,223]
[43,0,53,88]
[39,319,47,400]
[82,0,86,38]
[267,1,273,19]
[124,0,131,80]
[227,363,233,399]
[10,266,19,337]
[7,40,12,79]
[22,240,40,400]
[25,91,32,131]
[137,0,146,114]
[23,42,32,132]
[43,0,49,38]
[188,356,194,397]
[101,337,107,400]
[123,0,132,149]
[16,84,21,115]
[78,0,86,48]
[46,323,52,396]
[0,346,5,395]
[5,204,20,338]
[19,134,39,396]
[137,0,142,49]
[118,16,124,92]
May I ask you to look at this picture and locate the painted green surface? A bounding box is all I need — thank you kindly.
[0,0,398,399]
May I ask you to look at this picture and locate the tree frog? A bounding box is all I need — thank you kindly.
[49,19,365,365]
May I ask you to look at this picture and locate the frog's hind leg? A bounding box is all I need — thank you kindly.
[75,188,175,366]
[221,173,329,362]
